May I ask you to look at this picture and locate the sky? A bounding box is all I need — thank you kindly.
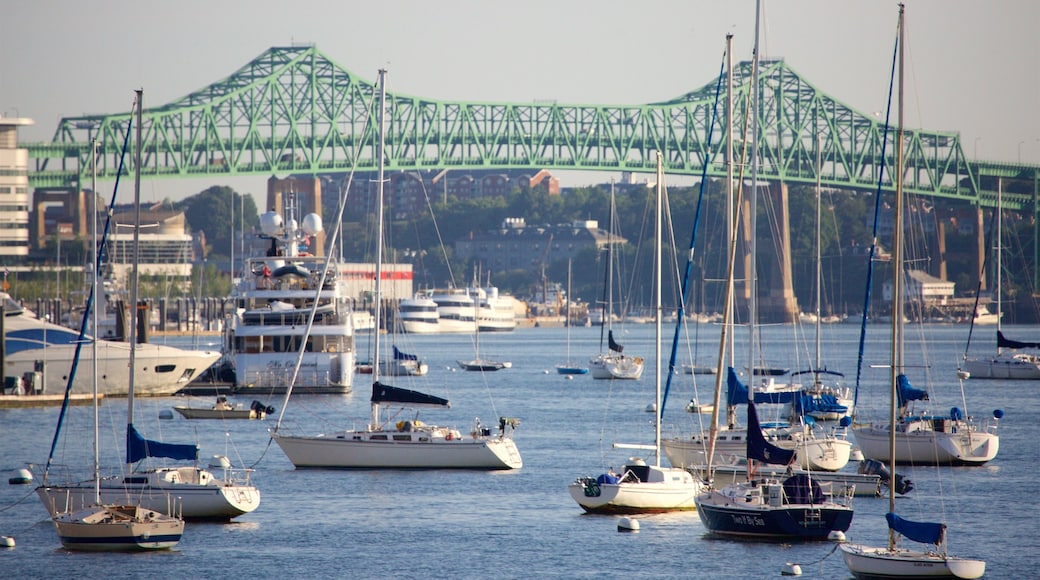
[1,0,1037,204]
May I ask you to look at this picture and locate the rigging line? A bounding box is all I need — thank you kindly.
[852,20,900,418]
[266,84,376,433]
[412,171,458,288]
[661,42,727,417]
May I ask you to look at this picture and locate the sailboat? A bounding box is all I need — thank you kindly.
[850,63,1001,467]
[694,10,854,539]
[272,69,522,470]
[841,9,986,575]
[457,272,511,371]
[568,153,702,513]
[556,258,588,375]
[37,91,260,522]
[589,180,644,380]
[959,179,1040,379]
[41,94,184,551]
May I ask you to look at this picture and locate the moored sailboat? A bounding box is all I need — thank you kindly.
[40,95,186,551]
[841,9,986,575]
[272,69,522,470]
[568,153,702,513]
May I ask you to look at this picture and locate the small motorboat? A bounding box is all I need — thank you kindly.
[173,396,274,420]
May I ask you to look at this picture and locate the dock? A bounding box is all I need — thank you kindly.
[0,394,103,408]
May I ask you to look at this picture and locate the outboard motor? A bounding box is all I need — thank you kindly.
[859,458,914,495]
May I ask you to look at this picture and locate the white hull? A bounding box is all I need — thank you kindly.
[961,353,1040,379]
[568,466,701,513]
[852,421,999,465]
[233,351,354,394]
[6,344,220,396]
[662,427,852,472]
[398,319,441,334]
[589,353,644,380]
[51,504,183,551]
[273,428,522,469]
[37,467,260,520]
[840,543,985,579]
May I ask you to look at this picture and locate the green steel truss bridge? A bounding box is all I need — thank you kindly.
[26,45,1039,212]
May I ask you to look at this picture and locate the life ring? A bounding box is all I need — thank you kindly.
[445,432,454,441]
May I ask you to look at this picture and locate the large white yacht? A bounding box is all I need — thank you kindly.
[227,204,355,395]
[470,284,519,332]
[396,291,440,334]
[1,293,218,396]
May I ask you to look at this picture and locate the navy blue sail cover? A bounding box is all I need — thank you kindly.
[371,381,450,408]
[726,367,799,406]
[393,345,418,361]
[608,330,624,354]
[127,424,199,463]
[746,402,795,466]
[886,512,945,545]
[997,330,1040,350]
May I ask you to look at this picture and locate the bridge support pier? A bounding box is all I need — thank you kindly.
[267,176,325,256]
[757,182,800,323]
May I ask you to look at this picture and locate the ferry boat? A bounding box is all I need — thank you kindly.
[396,291,440,334]
[227,203,355,395]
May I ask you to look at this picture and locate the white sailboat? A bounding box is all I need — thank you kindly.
[42,97,184,551]
[959,179,1040,379]
[841,10,986,575]
[272,69,523,470]
[852,124,1001,468]
[589,180,644,380]
[38,92,260,522]
[568,153,702,513]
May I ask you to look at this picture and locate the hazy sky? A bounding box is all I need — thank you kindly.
[1,0,1037,203]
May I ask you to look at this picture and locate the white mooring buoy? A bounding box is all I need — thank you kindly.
[8,468,32,485]
[780,562,802,576]
[1,535,15,548]
[617,517,640,532]
[828,530,847,542]
[158,409,175,420]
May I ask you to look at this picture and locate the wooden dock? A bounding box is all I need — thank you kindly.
[0,394,103,408]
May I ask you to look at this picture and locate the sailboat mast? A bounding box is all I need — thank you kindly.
[654,152,663,468]
[996,178,1002,351]
[815,136,823,376]
[888,2,906,548]
[91,138,100,503]
[126,89,143,474]
[372,69,387,429]
[726,33,735,363]
[748,0,761,382]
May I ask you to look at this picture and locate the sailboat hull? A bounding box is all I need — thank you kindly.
[696,487,853,540]
[961,354,1040,380]
[273,432,522,469]
[51,505,184,551]
[568,466,701,514]
[589,353,644,380]
[839,543,985,579]
[852,422,999,466]
[37,467,261,521]
[662,429,852,472]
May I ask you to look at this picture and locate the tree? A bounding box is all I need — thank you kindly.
[177,186,258,260]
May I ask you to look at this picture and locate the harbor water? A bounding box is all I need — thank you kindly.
[0,322,1036,578]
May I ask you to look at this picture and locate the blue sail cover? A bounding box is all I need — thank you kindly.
[997,330,1040,350]
[886,512,945,545]
[393,345,418,361]
[794,393,848,416]
[608,330,624,354]
[726,367,799,406]
[746,402,795,466]
[896,374,929,408]
[371,381,450,409]
[126,424,199,464]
